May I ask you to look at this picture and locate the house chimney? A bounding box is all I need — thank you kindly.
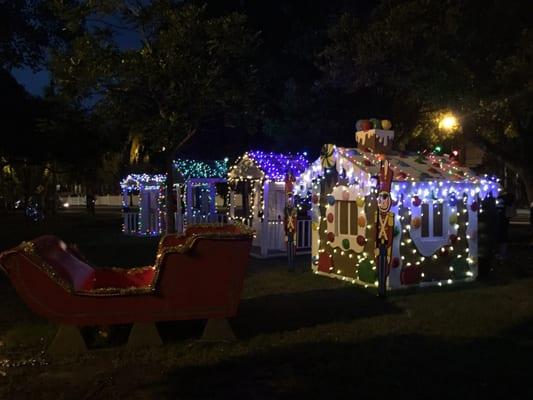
[355,119,394,154]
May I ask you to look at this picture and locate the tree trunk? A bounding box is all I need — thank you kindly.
[522,171,533,207]
[165,154,176,234]
[165,128,198,234]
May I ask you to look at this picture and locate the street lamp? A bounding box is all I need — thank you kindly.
[438,113,459,131]
[437,112,464,162]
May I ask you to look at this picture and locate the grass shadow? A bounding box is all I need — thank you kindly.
[158,334,533,399]
[233,286,401,339]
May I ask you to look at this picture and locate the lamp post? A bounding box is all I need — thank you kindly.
[438,113,464,163]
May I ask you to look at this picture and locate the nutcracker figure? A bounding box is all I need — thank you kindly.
[375,160,394,296]
[284,169,295,195]
[285,171,297,271]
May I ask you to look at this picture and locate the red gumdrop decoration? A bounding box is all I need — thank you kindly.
[327,213,334,223]
[312,194,319,204]
[470,201,479,212]
[361,119,372,131]
[392,257,400,269]
[356,235,366,246]
[327,232,335,242]
[449,234,458,244]
[412,196,421,207]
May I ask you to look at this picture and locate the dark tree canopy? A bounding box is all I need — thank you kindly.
[0,0,61,69]
[50,1,261,160]
[320,0,533,200]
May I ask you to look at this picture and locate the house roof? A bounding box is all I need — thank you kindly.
[297,145,499,201]
[230,151,309,182]
[120,174,166,190]
[173,158,228,180]
[121,159,228,190]
[336,147,479,183]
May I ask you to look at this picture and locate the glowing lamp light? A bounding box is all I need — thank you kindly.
[439,114,459,131]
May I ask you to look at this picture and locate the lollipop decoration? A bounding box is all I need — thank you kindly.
[361,119,372,131]
[381,120,392,130]
[320,144,336,168]
[370,118,382,129]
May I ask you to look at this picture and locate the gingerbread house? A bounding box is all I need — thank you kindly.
[297,121,500,289]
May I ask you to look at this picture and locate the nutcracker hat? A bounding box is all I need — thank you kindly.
[378,160,393,193]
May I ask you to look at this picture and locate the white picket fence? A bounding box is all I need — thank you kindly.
[123,211,312,251]
[61,195,125,207]
[123,211,228,235]
[261,219,312,253]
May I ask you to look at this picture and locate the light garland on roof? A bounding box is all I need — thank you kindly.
[173,158,228,180]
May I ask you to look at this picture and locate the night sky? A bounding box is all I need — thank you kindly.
[10,22,142,97]
[11,67,49,96]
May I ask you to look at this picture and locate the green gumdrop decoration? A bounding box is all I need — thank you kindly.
[342,238,350,250]
[357,258,377,284]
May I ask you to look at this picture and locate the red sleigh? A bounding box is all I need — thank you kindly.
[0,224,253,353]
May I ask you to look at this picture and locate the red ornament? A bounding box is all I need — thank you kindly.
[356,235,366,246]
[312,194,319,204]
[361,119,371,131]
[449,234,458,244]
[470,201,479,212]
[364,159,373,166]
[327,232,335,242]
[392,257,400,269]
[412,196,421,207]
[327,213,334,223]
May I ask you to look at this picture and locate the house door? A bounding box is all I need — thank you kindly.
[268,189,286,250]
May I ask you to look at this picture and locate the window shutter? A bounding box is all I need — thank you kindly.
[421,203,430,237]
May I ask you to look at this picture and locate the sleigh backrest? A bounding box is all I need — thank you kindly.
[30,235,96,292]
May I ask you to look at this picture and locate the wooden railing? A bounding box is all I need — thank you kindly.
[175,213,229,233]
[123,212,139,234]
[264,218,312,251]
[296,219,312,249]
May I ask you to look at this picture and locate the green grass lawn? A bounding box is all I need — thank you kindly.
[0,210,532,399]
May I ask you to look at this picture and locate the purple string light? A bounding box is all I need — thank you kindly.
[247,151,308,181]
